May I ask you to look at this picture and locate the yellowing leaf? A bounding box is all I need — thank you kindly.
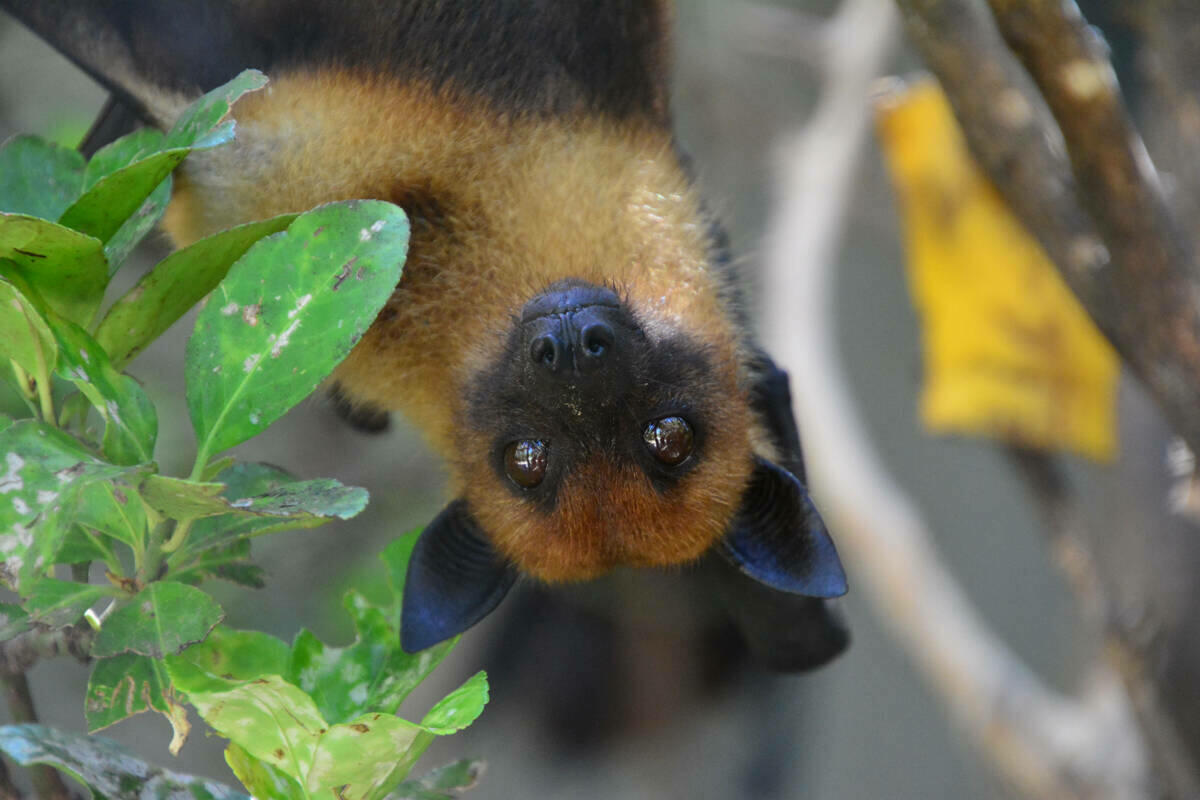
[875,79,1118,461]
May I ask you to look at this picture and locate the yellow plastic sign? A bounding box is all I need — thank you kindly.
[875,79,1118,461]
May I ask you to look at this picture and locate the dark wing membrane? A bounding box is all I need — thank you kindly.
[1,0,672,120]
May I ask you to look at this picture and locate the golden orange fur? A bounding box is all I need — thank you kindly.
[164,69,764,580]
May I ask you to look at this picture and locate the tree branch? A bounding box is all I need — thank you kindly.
[2,674,71,800]
[896,0,1200,461]
[760,1,1150,796]
[0,623,93,677]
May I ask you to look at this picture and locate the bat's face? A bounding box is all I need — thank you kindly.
[457,280,755,581]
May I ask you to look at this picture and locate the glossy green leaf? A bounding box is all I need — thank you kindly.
[0,135,85,219]
[0,724,249,800]
[92,581,223,658]
[0,421,127,591]
[164,70,267,151]
[186,200,408,458]
[225,743,302,800]
[388,760,485,800]
[419,672,488,735]
[23,578,110,627]
[50,317,157,465]
[0,214,107,324]
[0,276,58,382]
[0,602,30,640]
[96,213,297,368]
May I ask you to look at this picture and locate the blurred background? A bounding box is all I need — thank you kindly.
[1,2,1185,798]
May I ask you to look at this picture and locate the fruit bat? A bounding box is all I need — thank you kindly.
[0,0,849,667]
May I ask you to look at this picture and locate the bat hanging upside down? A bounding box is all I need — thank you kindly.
[2,0,849,667]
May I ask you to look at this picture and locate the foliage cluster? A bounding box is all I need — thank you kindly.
[0,71,486,799]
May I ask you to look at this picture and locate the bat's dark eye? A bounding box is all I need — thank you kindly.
[504,439,549,488]
[643,416,693,466]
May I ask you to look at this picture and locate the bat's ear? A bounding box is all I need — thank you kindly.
[715,457,847,598]
[401,500,518,653]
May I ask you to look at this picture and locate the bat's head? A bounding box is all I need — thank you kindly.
[400,279,847,652]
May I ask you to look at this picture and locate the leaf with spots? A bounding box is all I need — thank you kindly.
[0,420,129,592]
[92,581,223,658]
[0,136,85,220]
[85,654,191,755]
[288,589,456,725]
[163,671,327,790]
[0,724,249,800]
[74,477,150,550]
[50,316,157,466]
[305,713,429,798]
[185,200,408,461]
[0,214,107,325]
[171,625,291,682]
[95,213,297,369]
[225,742,303,800]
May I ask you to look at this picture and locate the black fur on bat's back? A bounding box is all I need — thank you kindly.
[2,1,670,123]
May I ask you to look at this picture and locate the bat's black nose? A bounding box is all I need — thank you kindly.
[526,309,617,376]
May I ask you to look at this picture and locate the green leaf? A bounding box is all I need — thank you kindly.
[85,654,174,732]
[57,525,118,565]
[95,213,297,368]
[225,743,303,800]
[186,200,408,459]
[59,150,187,245]
[82,129,167,192]
[166,672,327,786]
[23,578,110,627]
[388,760,485,800]
[170,542,265,589]
[229,477,367,519]
[74,478,149,550]
[420,672,488,735]
[50,317,157,465]
[171,626,290,682]
[0,276,58,382]
[0,421,128,591]
[139,474,228,519]
[104,175,171,270]
[0,724,249,800]
[92,581,223,658]
[164,70,268,151]
[289,590,455,724]
[0,214,108,324]
[305,713,428,798]
[0,135,85,219]
[0,602,30,640]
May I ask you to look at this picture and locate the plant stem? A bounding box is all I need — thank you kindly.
[0,756,21,800]
[1,674,71,800]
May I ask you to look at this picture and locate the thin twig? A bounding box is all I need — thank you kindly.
[759,0,1149,796]
[1009,447,1200,797]
[0,624,93,677]
[2,674,71,800]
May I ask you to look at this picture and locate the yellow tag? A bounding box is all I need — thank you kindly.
[875,79,1118,461]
